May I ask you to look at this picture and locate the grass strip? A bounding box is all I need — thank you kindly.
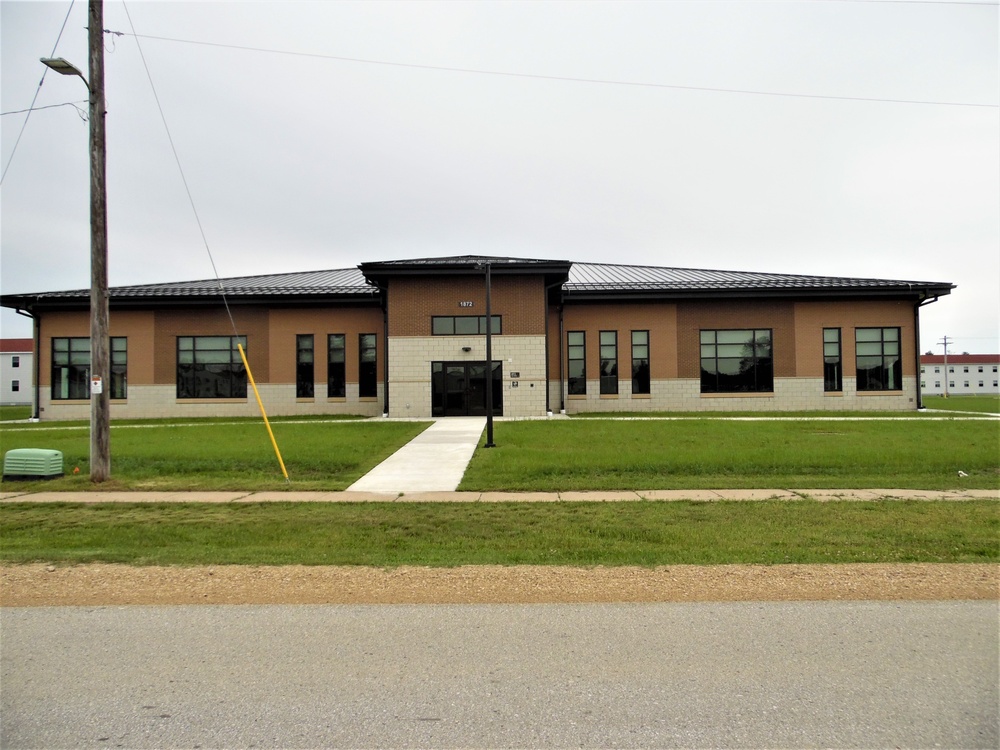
[460,419,1000,490]
[1,500,996,567]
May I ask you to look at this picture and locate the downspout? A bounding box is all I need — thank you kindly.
[543,279,563,416]
[379,283,389,417]
[558,302,565,413]
[16,308,39,420]
[915,294,940,410]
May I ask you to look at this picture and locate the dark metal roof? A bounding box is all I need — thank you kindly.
[564,262,954,299]
[0,258,954,311]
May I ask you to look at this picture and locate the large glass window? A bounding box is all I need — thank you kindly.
[631,330,650,395]
[855,327,901,391]
[177,336,245,399]
[823,328,842,392]
[359,333,377,398]
[52,336,127,400]
[328,334,346,398]
[567,331,586,395]
[431,316,501,335]
[296,335,314,398]
[700,329,773,393]
[600,331,618,395]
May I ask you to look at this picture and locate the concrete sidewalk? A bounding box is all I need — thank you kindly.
[346,417,486,493]
[1,489,996,503]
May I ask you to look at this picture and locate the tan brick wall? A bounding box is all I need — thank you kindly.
[151,307,270,384]
[388,275,545,337]
[267,307,383,385]
[676,300,796,378]
[793,299,917,378]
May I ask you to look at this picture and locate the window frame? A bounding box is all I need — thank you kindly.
[328,334,346,398]
[431,316,501,336]
[176,335,245,399]
[700,329,774,394]
[296,334,314,398]
[359,333,377,398]
[855,327,902,392]
[52,336,127,400]
[631,330,650,395]
[823,328,842,392]
[600,331,618,395]
[567,331,586,396]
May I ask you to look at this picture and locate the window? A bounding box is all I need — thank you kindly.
[296,335,314,398]
[359,333,377,398]
[823,328,842,392]
[855,328,901,391]
[11,356,19,368]
[431,316,501,335]
[979,381,984,388]
[949,366,955,373]
[963,366,969,373]
[934,367,940,374]
[949,381,955,389]
[11,380,19,392]
[600,331,618,395]
[567,331,586,395]
[978,366,984,373]
[963,381,970,388]
[328,334,346,398]
[934,381,941,388]
[52,336,127,400]
[631,330,650,395]
[177,336,245,399]
[700,329,773,393]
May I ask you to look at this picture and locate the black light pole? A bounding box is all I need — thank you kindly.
[482,261,496,448]
[41,0,110,482]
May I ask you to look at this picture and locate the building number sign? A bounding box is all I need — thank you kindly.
[458,301,474,308]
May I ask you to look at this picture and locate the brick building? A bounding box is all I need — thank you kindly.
[0,256,955,420]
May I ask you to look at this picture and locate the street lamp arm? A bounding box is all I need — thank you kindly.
[40,57,91,91]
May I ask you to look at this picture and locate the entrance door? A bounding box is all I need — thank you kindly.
[432,361,502,417]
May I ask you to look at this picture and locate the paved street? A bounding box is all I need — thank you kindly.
[2,600,996,749]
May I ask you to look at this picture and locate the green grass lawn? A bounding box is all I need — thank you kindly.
[0,420,429,491]
[459,419,1000,491]
[0,406,31,421]
[0,500,995,566]
[923,395,1000,414]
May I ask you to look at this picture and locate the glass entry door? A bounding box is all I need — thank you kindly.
[431,361,502,417]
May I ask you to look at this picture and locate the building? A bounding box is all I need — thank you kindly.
[0,256,954,420]
[920,354,1000,396]
[0,338,34,407]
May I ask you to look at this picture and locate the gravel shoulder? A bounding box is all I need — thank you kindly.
[1,563,996,606]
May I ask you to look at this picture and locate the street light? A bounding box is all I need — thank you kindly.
[475,260,496,448]
[40,0,110,482]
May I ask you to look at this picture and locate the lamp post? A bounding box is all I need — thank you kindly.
[476,260,496,448]
[41,0,110,482]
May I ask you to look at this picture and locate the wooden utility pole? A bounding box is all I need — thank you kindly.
[89,0,110,481]
[938,335,951,400]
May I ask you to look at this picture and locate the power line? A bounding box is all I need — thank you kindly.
[113,31,999,109]
[1,101,88,118]
[1,0,77,185]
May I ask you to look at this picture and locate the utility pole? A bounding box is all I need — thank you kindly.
[938,335,951,399]
[89,0,110,481]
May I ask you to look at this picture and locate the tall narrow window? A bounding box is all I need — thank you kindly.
[11,380,19,392]
[296,335,314,398]
[823,328,842,392]
[53,337,128,400]
[855,327,901,391]
[567,331,586,395]
[328,334,346,398]
[700,329,773,393]
[11,356,19,368]
[359,333,377,398]
[600,331,618,395]
[631,330,650,395]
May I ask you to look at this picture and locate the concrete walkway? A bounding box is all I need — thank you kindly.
[346,417,486,493]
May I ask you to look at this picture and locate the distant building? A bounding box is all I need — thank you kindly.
[0,338,34,407]
[0,256,955,420]
[920,354,1000,396]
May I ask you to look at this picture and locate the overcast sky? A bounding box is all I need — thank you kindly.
[2,0,997,354]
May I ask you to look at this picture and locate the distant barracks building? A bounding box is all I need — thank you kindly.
[0,256,955,420]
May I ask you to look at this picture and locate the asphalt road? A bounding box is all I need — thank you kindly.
[2,601,996,749]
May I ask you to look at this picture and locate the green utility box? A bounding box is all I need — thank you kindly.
[3,449,65,481]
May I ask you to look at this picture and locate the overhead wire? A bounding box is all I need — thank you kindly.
[1,0,77,185]
[113,30,998,109]
[121,1,289,481]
